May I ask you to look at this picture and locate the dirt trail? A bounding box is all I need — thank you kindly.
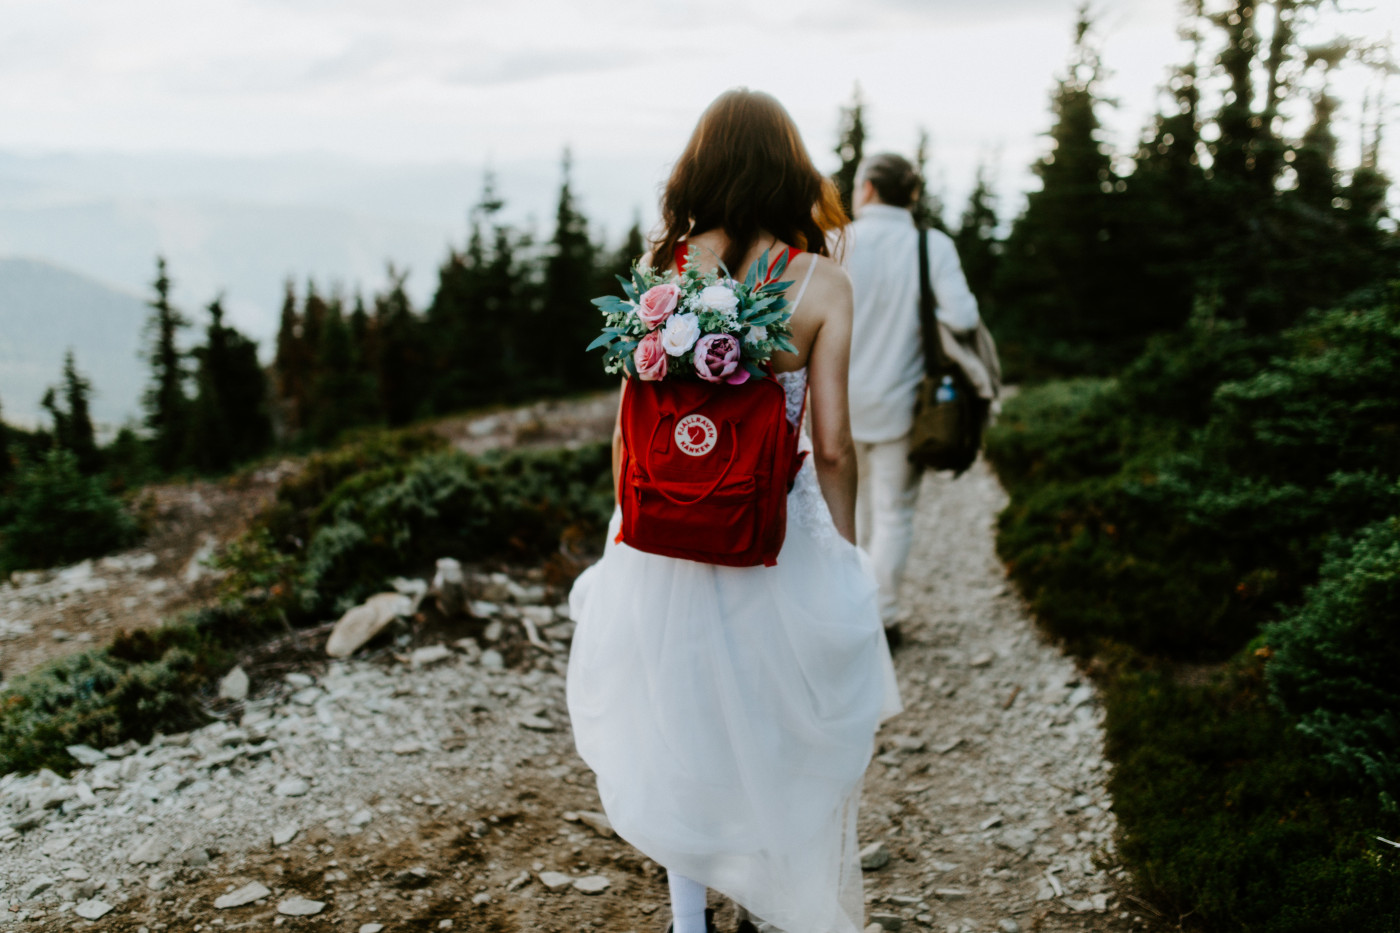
[0,397,1157,933]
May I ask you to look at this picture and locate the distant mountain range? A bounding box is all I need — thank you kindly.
[0,150,661,347]
[0,258,149,431]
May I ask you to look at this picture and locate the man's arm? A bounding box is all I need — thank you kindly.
[926,230,980,335]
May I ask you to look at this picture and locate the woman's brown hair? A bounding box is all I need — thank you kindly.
[651,88,848,275]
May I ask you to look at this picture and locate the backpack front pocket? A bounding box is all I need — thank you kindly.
[625,470,758,557]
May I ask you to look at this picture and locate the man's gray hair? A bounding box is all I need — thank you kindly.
[857,153,921,209]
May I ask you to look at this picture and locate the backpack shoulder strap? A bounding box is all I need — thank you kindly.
[917,227,952,374]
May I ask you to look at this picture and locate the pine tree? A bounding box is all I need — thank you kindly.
[954,164,1001,306]
[374,265,431,426]
[185,298,272,472]
[141,257,190,472]
[0,397,11,482]
[540,148,603,391]
[912,129,948,232]
[832,85,866,218]
[61,350,99,473]
[272,280,306,436]
[993,6,1128,372]
[308,298,378,442]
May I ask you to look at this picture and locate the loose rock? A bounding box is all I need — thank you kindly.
[859,841,891,871]
[74,899,114,920]
[278,896,326,916]
[539,871,573,891]
[573,874,611,894]
[214,882,272,909]
[218,665,250,701]
[273,777,310,797]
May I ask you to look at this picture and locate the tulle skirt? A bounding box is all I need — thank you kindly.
[567,462,902,933]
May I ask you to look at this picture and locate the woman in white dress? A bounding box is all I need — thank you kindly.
[567,88,901,933]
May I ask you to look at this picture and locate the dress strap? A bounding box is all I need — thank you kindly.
[788,254,819,314]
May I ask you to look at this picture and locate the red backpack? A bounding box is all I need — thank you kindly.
[616,248,807,568]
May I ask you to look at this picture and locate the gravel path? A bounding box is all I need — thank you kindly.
[0,447,1153,932]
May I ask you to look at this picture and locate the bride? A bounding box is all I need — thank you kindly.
[567,88,901,933]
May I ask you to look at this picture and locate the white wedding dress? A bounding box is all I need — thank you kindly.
[567,367,902,933]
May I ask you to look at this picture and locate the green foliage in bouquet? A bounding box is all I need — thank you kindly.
[1266,517,1400,811]
[0,449,138,574]
[589,248,798,380]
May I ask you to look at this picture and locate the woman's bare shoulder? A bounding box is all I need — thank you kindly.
[795,253,853,316]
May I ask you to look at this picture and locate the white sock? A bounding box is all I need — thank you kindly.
[668,871,708,933]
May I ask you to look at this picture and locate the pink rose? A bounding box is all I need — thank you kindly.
[633,330,668,381]
[637,283,681,329]
[693,333,749,385]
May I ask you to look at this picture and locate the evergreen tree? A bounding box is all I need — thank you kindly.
[141,257,189,472]
[954,163,1001,307]
[185,298,273,472]
[308,298,379,442]
[832,85,866,218]
[272,280,307,436]
[540,148,603,391]
[611,216,647,282]
[374,265,431,426]
[0,397,11,483]
[912,129,948,232]
[993,6,1129,373]
[57,350,99,473]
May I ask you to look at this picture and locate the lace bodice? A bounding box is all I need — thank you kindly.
[774,367,845,552]
[774,367,808,430]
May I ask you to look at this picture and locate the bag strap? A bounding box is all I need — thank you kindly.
[917,227,953,375]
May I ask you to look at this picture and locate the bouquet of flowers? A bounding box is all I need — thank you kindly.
[588,246,798,384]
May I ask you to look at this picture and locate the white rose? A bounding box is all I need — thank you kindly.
[743,325,769,346]
[660,312,701,356]
[698,284,739,316]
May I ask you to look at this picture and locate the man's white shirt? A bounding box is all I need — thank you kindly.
[841,203,980,444]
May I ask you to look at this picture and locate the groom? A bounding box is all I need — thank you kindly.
[843,152,981,643]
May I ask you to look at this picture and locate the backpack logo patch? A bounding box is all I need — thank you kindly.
[675,415,719,456]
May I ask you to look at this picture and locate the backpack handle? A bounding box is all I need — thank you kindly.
[636,416,740,506]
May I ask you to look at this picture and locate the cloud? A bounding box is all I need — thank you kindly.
[444,47,643,88]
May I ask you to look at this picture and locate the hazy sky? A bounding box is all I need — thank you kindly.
[4,0,1394,207]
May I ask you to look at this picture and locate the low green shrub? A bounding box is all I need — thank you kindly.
[1105,653,1400,932]
[988,300,1400,659]
[296,443,613,614]
[1266,516,1400,811]
[0,448,139,573]
[0,622,229,775]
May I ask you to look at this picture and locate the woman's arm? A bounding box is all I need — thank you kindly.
[612,379,627,504]
[805,262,859,544]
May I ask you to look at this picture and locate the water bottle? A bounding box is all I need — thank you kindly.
[935,375,957,403]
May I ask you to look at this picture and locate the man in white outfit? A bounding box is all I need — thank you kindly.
[843,153,981,640]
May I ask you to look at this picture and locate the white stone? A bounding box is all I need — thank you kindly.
[576,810,615,838]
[277,896,325,916]
[539,871,573,891]
[326,593,412,658]
[127,835,169,865]
[218,666,250,701]
[273,777,310,797]
[74,899,113,920]
[359,925,386,933]
[410,644,453,669]
[214,882,271,909]
[573,874,611,894]
[481,649,505,670]
[997,920,1022,933]
[349,808,374,827]
[518,714,556,732]
[66,744,107,766]
[272,823,300,845]
[859,841,890,871]
[22,876,57,899]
